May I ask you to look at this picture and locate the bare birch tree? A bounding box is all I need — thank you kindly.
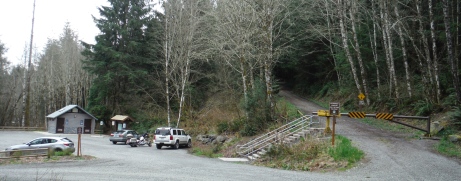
[394,4,412,98]
[349,0,370,104]
[162,0,209,127]
[442,0,461,104]
[429,0,441,103]
[370,0,381,99]
[416,0,435,100]
[211,0,261,118]
[338,0,361,94]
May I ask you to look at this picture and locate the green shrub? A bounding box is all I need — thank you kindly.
[53,151,66,156]
[229,119,244,133]
[414,100,433,116]
[217,122,229,134]
[53,149,73,156]
[328,135,364,165]
[449,106,461,129]
[240,123,257,136]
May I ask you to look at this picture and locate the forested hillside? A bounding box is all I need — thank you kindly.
[1,0,460,134]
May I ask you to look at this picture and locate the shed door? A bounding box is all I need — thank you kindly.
[84,119,92,134]
[56,118,64,133]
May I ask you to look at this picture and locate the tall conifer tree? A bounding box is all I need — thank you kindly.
[82,0,160,120]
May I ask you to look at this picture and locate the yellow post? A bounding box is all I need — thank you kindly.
[325,116,332,133]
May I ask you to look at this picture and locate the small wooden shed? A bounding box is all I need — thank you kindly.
[46,105,98,134]
[110,115,135,131]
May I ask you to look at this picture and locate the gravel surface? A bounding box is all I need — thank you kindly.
[279,90,461,180]
[0,90,460,181]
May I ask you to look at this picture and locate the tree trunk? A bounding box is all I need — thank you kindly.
[429,0,441,103]
[338,0,361,93]
[394,6,412,98]
[417,0,435,101]
[443,0,461,104]
[325,0,342,86]
[370,0,381,99]
[350,0,370,104]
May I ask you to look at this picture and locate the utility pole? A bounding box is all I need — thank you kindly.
[23,0,36,127]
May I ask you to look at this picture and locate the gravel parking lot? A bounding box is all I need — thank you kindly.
[1,90,460,180]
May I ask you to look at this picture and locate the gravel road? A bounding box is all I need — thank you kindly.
[0,90,460,181]
[279,90,461,180]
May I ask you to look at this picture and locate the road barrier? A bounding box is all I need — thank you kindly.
[0,126,45,131]
[0,148,50,159]
[313,111,431,136]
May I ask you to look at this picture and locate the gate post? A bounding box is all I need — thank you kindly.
[426,116,431,137]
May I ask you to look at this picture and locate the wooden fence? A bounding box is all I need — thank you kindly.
[0,148,50,159]
[0,126,45,131]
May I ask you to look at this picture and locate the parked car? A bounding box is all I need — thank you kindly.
[109,130,138,144]
[153,127,192,149]
[4,137,75,153]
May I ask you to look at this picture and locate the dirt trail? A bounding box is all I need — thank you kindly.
[279,90,461,180]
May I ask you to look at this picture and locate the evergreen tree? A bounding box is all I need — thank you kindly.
[82,0,161,120]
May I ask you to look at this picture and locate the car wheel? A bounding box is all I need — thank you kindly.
[112,141,117,144]
[187,140,192,148]
[174,141,179,149]
[156,144,162,149]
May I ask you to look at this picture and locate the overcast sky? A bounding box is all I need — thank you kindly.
[0,0,109,66]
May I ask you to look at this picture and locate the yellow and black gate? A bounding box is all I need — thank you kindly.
[314,111,431,136]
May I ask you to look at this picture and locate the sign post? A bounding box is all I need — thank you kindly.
[100,120,104,135]
[77,127,82,157]
[329,102,340,146]
[358,93,365,111]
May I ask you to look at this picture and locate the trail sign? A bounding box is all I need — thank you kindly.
[329,102,340,116]
[358,93,365,100]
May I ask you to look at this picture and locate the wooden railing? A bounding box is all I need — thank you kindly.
[0,148,50,159]
[0,126,45,131]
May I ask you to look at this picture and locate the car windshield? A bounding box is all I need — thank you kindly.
[156,129,170,135]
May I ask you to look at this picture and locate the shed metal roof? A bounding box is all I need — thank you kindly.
[110,115,134,122]
[46,105,98,120]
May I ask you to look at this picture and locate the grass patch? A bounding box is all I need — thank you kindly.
[254,135,362,171]
[328,135,364,167]
[360,118,425,137]
[276,97,303,121]
[435,128,461,159]
[436,137,461,158]
[255,138,329,171]
[52,149,73,156]
[189,140,224,158]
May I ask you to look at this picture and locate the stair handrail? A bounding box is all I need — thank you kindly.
[237,115,310,148]
[236,115,314,156]
[236,115,312,156]
[240,119,311,156]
